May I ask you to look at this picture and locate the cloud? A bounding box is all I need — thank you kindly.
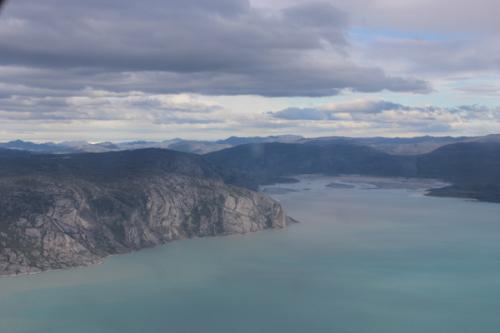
[455,85,500,96]
[282,2,347,30]
[0,0,428,97]
[269,100,500,134]
[0,0,499,141]
[323,100,404,113]
[0,90,225,124]
[363,37,500,77]
[267,0,500,34]
[251,1,500,86]
[270,100,405,120]
[268,107,335,120]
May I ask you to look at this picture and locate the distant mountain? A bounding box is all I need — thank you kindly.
[0,139,230,155]
[0,149,287,276]
[471,134,500,143]
[362,135,500,155]
[2,134,499,155]
[60,141,122,153]
[302,136,470,155]
[416,142,500,202]
[166,140,231,154]
[206,141,500,203]
[417,142,500,183]
[205,142,416,189]
[0,140,78,154]
[217,135,303,146]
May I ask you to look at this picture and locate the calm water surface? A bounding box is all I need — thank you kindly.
[2,176,500,333]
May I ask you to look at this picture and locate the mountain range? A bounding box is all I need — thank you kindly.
[1,134,500,276]
[2,134,500,155]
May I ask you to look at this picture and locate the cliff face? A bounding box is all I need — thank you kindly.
[0,150,287,276]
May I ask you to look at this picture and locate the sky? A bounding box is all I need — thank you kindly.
[0,0,499,142]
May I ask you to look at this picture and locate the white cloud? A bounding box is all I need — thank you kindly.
[269,99,500,136]
[0,0,499,141]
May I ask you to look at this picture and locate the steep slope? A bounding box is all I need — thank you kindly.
[0,149,287,276]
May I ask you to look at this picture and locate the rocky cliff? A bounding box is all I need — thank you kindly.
[0,150,287,276]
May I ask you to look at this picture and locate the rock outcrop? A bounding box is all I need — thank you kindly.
[0,149,287,276]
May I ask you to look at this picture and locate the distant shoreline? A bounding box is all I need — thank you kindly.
[263,174,500,205]
[262,174,449,191]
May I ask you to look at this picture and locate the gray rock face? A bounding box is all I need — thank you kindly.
[0,175,286,276]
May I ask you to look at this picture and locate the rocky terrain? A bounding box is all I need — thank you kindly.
[0,149,287,276]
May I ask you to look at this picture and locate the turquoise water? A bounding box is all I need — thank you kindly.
[2,176,500,333]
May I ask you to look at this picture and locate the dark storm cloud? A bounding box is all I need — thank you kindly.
[0,0,429,97]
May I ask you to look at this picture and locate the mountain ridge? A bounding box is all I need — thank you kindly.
[4,134,499,155]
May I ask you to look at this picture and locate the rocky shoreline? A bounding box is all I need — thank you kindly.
[0,175,288,276]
